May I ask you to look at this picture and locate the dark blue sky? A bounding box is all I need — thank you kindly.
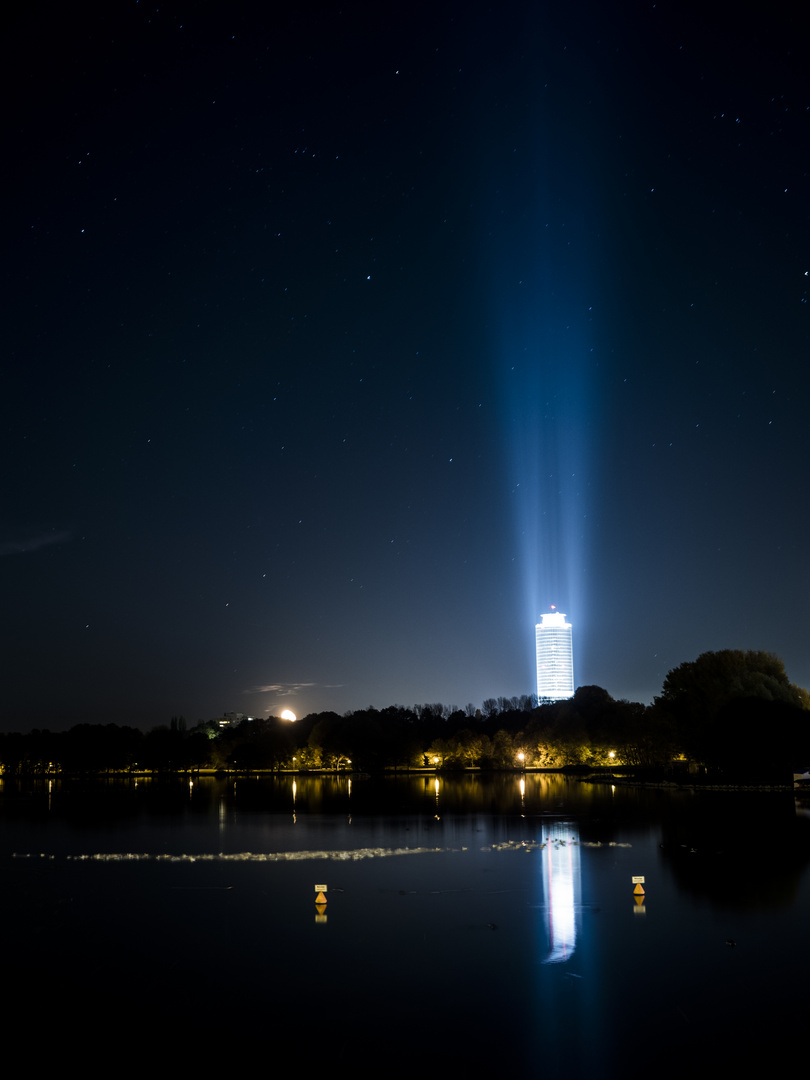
[4,1,808,730]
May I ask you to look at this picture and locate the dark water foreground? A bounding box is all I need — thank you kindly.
[2,774,807,1075]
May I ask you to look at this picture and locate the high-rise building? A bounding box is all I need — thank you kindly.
[535,609,574,701]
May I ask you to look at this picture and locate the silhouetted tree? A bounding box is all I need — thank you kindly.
[654,649,809,775]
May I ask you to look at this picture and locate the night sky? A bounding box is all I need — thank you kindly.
[4,1,808,731]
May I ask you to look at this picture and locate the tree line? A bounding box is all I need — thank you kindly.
[1,651,808,780]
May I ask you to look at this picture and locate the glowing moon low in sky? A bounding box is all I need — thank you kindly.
[280,709,297,722]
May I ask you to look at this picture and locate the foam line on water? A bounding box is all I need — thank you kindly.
[11,839,629,863]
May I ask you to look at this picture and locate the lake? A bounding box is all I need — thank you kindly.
[2,773,807,1075]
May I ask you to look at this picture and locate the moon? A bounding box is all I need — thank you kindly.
[280,709,297,722]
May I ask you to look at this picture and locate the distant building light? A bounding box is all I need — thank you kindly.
[535,611,574,701]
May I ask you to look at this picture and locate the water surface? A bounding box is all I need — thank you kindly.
[2,774,806,1074]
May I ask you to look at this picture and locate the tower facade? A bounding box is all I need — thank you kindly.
[535,610,574,702]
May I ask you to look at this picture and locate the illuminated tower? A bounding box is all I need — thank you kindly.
[535,609,574,701]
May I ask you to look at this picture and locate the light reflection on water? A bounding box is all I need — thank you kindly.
[2,774,808,1074]
[541,822,580,963]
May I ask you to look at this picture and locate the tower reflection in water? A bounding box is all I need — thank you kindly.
[540,821,580,963]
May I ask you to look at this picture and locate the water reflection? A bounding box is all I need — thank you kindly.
[2,774,809,1076]
[541,820,580,963]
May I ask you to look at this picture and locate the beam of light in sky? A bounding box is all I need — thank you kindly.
[480,91,598,692]
[493,267,593,692]
[481,49,599,694]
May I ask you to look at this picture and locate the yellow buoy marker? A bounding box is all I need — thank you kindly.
[315,883,328,905]
[632,875,645,895]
